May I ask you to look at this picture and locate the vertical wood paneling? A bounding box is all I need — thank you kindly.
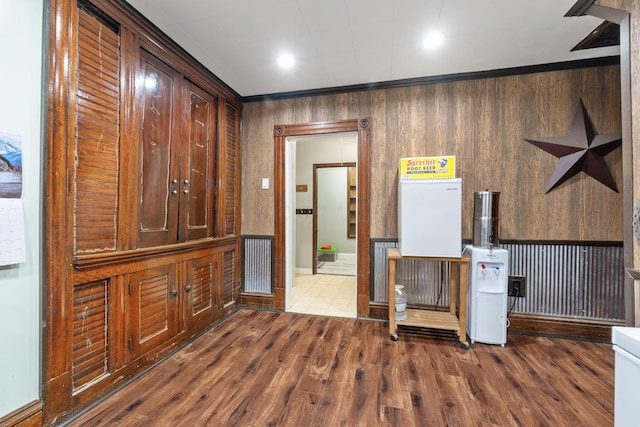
[72,280,109,390]
[241,103,275,236]
[368,90,389,237]
[75,9,120,253]
[242,66,622,242]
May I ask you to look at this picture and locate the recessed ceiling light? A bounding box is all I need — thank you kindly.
[423,31,445,49]
[277,53,295,69]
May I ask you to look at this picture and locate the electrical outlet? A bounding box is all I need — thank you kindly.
[508,275,526,297]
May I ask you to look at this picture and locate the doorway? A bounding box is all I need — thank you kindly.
[273,118,371,318]
[314,163,357,276]
[287,135,357,318]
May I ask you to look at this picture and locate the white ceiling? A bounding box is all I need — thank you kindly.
[124,0,619,98]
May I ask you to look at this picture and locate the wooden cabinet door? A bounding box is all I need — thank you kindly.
[127,264,180,359]
[179,82,217,242]
[138,51,217,247]
[184,254,221,330]
[139,51,182,247]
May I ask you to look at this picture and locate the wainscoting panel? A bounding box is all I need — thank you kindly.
[242,236,273,294]
[371,240,451,308]
[503,242,624,321]
[372,239,624,323]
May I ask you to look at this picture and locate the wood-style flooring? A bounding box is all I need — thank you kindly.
[66,309,614,427]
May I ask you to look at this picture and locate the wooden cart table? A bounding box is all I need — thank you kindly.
[387,248,470,348]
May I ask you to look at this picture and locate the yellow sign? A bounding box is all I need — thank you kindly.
[399,156,456,179]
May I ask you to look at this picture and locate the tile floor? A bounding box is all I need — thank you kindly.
[289,274,357,318]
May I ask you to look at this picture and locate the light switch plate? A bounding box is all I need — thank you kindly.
[261,178,269,190]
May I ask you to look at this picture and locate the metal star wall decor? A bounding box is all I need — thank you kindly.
[524,100,622,193]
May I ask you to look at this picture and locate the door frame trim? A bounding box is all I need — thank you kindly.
[274,119,371,317]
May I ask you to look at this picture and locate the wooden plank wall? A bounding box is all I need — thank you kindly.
[242,65,622,241]
[595,1,640,299]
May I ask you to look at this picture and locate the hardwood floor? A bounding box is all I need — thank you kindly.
[66,309,614,427]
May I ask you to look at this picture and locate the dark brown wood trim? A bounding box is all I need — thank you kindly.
[571,21,619,52]
[367,302,388,321]
[0,400,43,427]
[239,292,276,309]
[274,119,371,316]
[243,56,620,103]
[508,314,620,342]
[564,0,596,17]
[274,119,362,137]
[241,234,275,240]
[399,237,623,247]
[498,239,622,247]
[44,0,76,421]
[73,237,238,270]
[356,119,371,317]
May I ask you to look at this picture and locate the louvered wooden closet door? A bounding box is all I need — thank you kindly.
[184,255,218,330]
[220,102,238,236]
[72,280,109,391]
[74,8,120,254]
[127,265,179,358]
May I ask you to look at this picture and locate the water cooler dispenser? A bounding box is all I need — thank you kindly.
[463,191,508,346]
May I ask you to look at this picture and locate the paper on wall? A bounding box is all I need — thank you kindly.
[0,198,26,265]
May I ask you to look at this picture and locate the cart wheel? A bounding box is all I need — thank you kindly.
[460,341,470,350]
[390,334,398,341]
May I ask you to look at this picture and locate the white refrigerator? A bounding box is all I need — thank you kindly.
[612,327,640,427]
[398,178,462,257]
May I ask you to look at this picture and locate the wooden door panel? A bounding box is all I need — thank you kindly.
[139,53,181,247]
[74,9,120,254]
[128,265,179,358]
[72,279,109,391]
[182,83,217,241]
[220,102,239,236]
[222,249,236,307]
[185,255,218,329]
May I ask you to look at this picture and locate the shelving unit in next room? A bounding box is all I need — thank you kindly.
[347,166,356,239]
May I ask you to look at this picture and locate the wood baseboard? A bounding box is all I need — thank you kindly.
[507,314,621,342]
[0,400,43,427]
[240,292,275,309]
[368,304,621,342]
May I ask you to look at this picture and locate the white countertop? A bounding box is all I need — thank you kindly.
[612,327,640,358]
